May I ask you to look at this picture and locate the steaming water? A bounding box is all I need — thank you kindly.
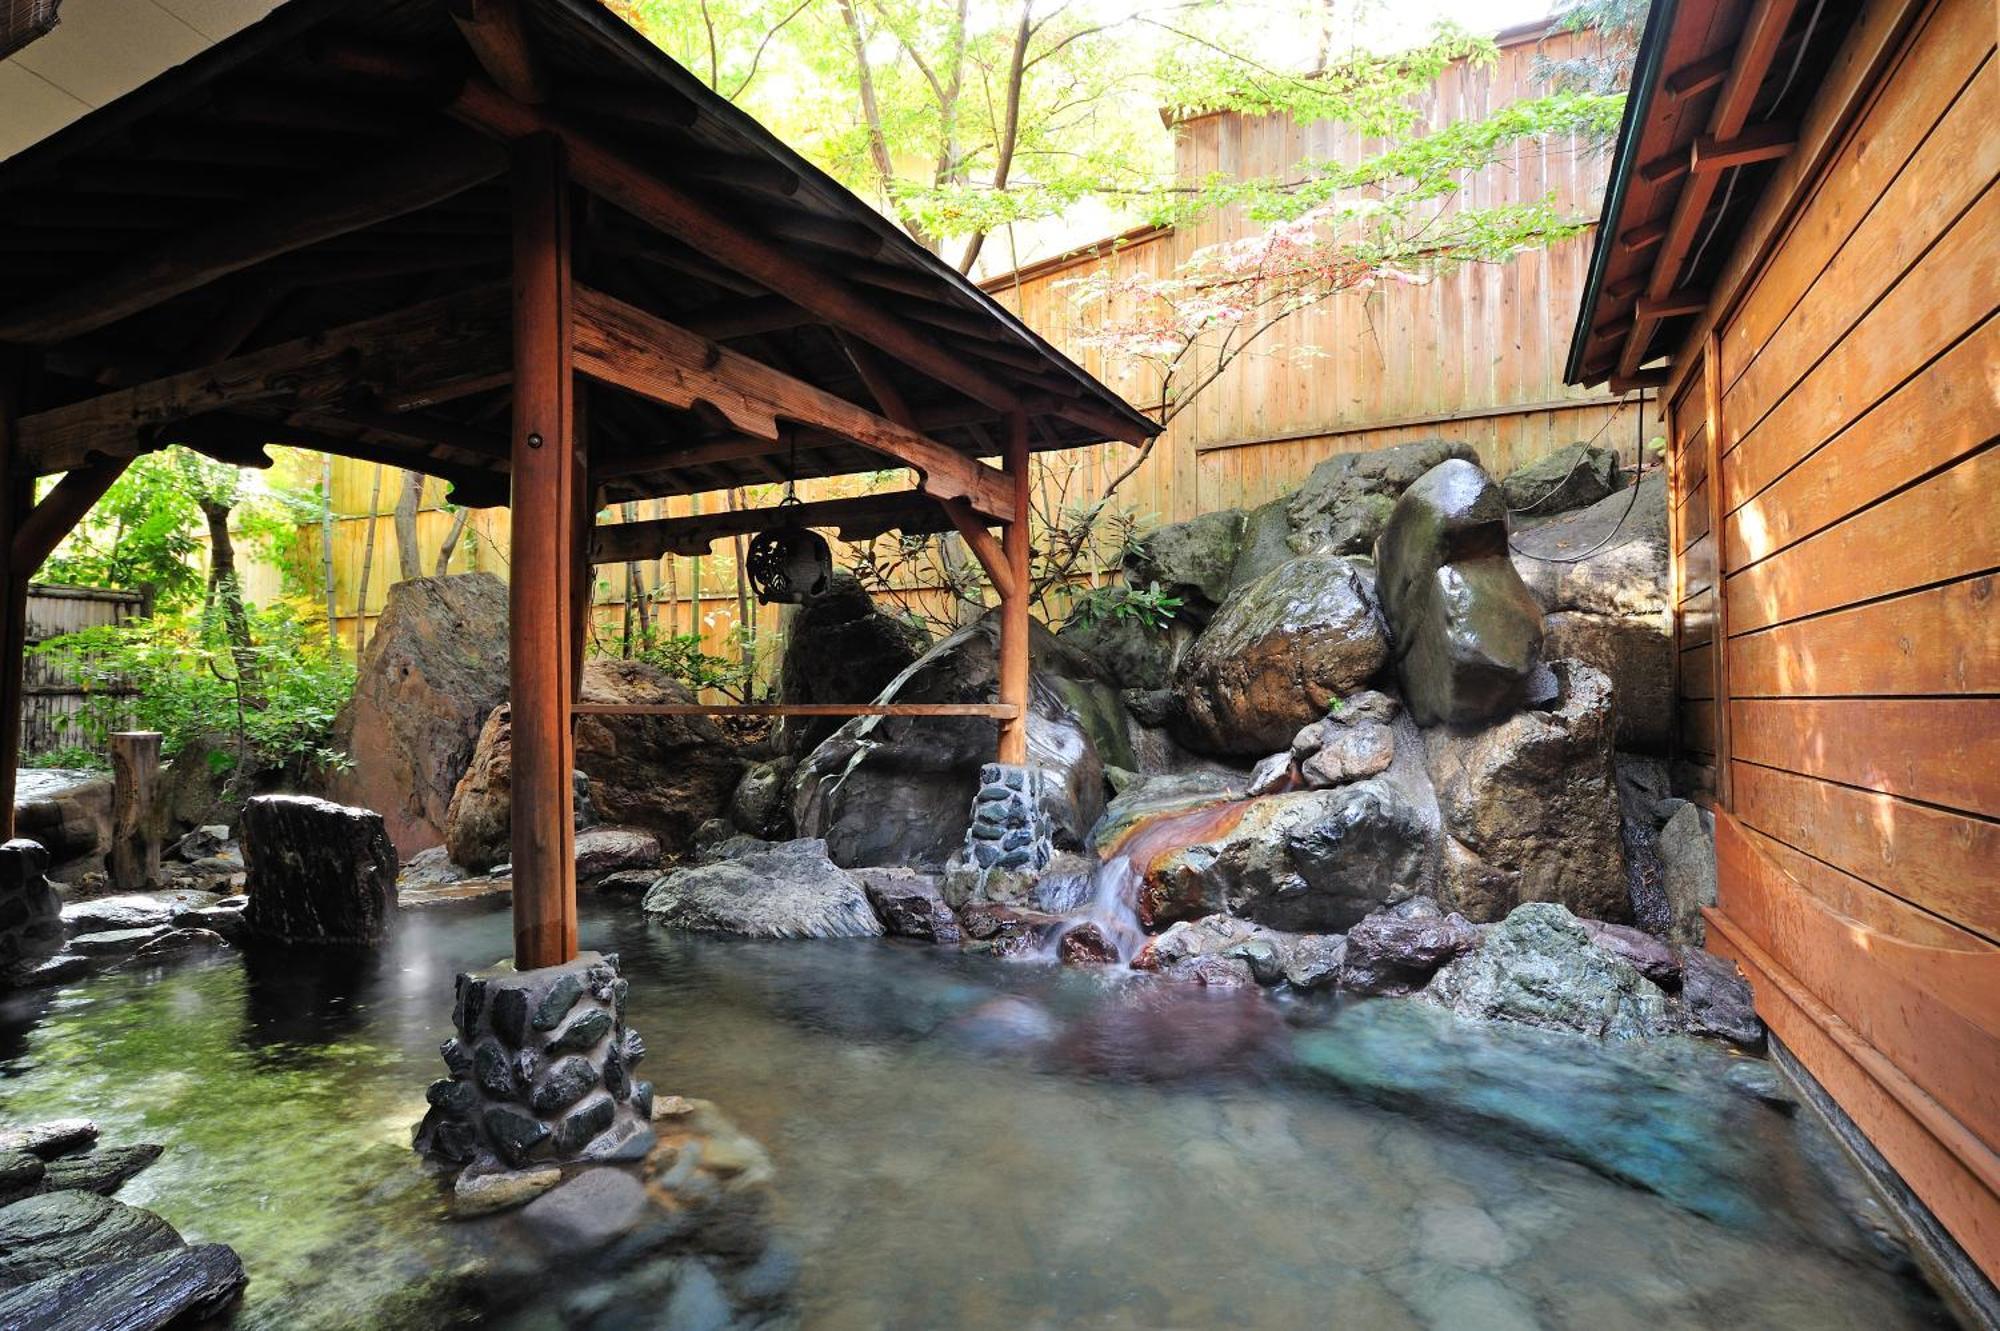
[0,895,1958,1330]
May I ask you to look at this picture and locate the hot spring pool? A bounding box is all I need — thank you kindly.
[0,895,1957,1329]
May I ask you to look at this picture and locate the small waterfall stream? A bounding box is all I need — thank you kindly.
[1052,798,1261,962]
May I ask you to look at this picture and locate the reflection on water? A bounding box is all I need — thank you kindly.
[0,897,1956,1330]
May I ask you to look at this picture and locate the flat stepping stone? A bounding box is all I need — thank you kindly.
[0,1241,245,1331]
[0,1120,98,1158]
[67,928,172,956]
[60,893,220,935]
[0,1190,182,1284]
[40,1144,162,1197]
[517,1167,648,1255]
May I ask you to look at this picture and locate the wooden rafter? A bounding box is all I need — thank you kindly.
[13,285,511,474]
[451,0,548,104]
[589,489,955,563]
[1617,0,1802,379]
[0,128,509,345]
[569,284,1013,519]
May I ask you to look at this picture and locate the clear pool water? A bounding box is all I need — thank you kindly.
[0,895,1956,1329]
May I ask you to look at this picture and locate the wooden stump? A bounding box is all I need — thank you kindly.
[109,732,162,891]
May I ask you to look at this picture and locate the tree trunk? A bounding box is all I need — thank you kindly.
[393,469,424,583]
[201,498,257,690]
[353,464,386,666]
[319,454,338,651]
[433,507,471,577]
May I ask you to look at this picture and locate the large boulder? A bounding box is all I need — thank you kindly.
[328,574,511,857]
[1143,778,1432,932]
[0,840,62,979]
[444,659,741,872]
[1340,897,1482,995]
[12,771,111,874]
[1375,458,1544,727]
[241,795,399,945]
[1172,554,1389,756]
[1055,588,1194,692]
[1424,659,1629,923]
[1122,509,1247,621]
[1500,442,1621,517]
[1425,902,1679,1039]
[1512,473,1672,749]
[792,614,1118,871]
[1285,439,1480,556]
[642,837,882,939]
[776,571,928,756]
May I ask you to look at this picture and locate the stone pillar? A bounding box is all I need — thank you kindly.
[0,838,61,979]
[944,762,1058,906]
[415,950,655,1172]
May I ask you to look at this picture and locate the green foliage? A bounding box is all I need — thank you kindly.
[1536,0,1648,94]
[34,596,354,781]
[1066,581,1184,635]
[605,629,761,702]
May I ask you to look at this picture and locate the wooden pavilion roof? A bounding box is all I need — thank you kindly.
[1564,0,1860,388]
[0,0,1157,509]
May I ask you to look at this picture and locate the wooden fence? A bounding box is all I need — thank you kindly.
[21,584,150,759]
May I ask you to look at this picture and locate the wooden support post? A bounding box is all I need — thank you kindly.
[109,731,162,890]
[509,133,579,970]
[996,411,1032,766]
[0,353,30,841]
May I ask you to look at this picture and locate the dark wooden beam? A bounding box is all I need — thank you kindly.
[451,0,548,104]
[0,128,508,346]
[12,456,131,572]
[570,284,1013,519]
[1663,48,1734,98]
[165,412,511,506]
[1636,290,1710,320]
[1691,124,1797,173]
[0,354,29,838]
[450,81,1033,421]
[591,489,955,562]
[680,295,817,340]
[15,285,510,473]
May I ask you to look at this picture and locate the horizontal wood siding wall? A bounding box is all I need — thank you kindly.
[985,25,1630,525]
[1686,0,1999,1287]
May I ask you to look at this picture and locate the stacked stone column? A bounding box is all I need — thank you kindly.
[416,951,655,1172]
[960,763,1056,876]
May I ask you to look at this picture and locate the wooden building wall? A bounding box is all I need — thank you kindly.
[1663,0,1998,1285]
[982,22,1637,527]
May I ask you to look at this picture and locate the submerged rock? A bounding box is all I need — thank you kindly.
[242,795,399,946]
[0,1242,246,1330]
[0,1189,183,1284]
[1425,902,1678,1040]
[328,572,512,857]
[1425,659,1629,923]
[853,868,962,944]
[642,839,881,940]
[1375,458,1544,727]
[1172,555,1390,756]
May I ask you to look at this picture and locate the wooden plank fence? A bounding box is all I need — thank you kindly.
[21,584,150,758]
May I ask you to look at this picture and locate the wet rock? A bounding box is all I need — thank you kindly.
[1292,690,1400,788]
[1375,458,1545,727]
[1054,984,1287,1080]
[242,795,399,945]
[957,902,1065,953]
[170,901,248,944]
[777,570,929,756]
[643,838,881,939]
[12,772,113,873]
[0,1152,43,1204]
[0,1241,246,1329]
[1246,753,1296,797]
[0,839,63,979]
[1227,496,1295,591]
[1615,753,1673,932]
[0,1189,184,1283]
[68,926,173,956]
[1056,587,1194,691]
[793,613,1119,870]
[1172,555,1389,756]
[519,1167,651,1255]
[1124,509,1247,620]
[1057,922,1120,966]
[1340,898,1481,995]
[61,892,214,935]
[574,827,664,881]
[1148,780,1432,934]
[1578,918,1680,989]
[1425,902,1679,1039]
[1088,770,1243,852]
[1286,439,1481,557]
[1681,949,1763,1049]
[19,952,91,986]
[1424,659,1629,923]
[328,573,512,856]
[854,868,962,944]
[0,1120,98,1159]
[37,1144,162,1196]
[1501,442,1621,517]
[1512,473,1672,749]
[1282,934,1347,990]
[1659,803,1716,948]
[132,927,228,959]
[447,659,742,872]
[167,824,231,863]
[452,1163,562,1217]
[943,762,1059,898]
[727,757,796,841]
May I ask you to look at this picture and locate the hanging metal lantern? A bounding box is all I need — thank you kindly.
[745,503,832,605]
